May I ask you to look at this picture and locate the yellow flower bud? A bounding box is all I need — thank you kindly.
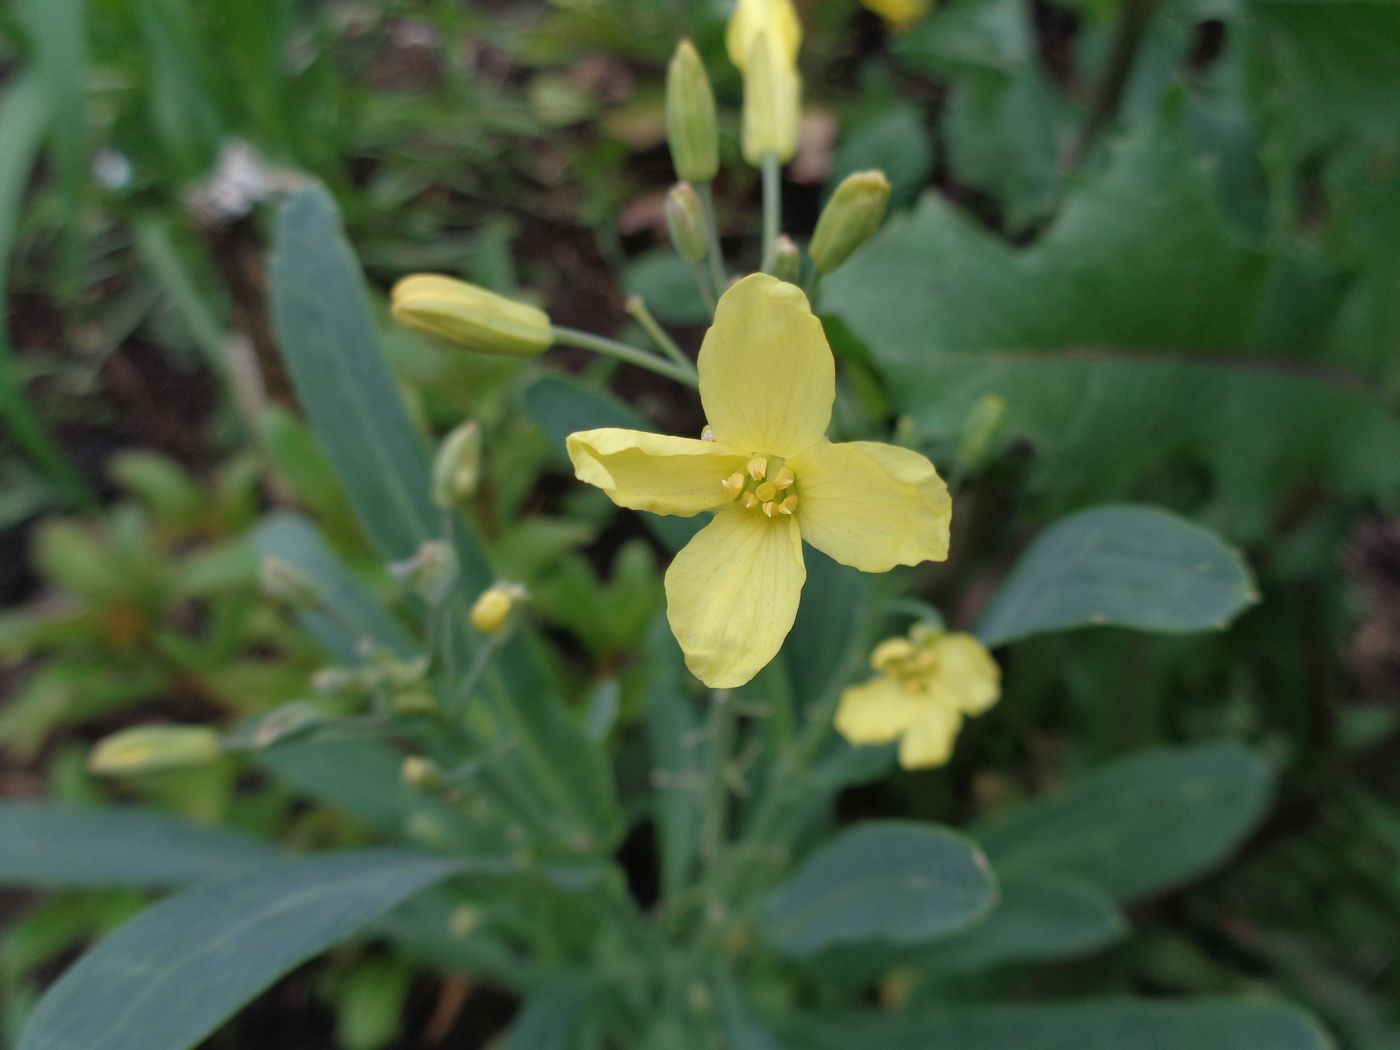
[860,0,932,30]
[770,235,801,283]
[89,725,222,776]
[391,275,554,358]
[433,420,482,508]
[666,40,718,184]
[741,32,802,167]
[809,170,891,275]
[470,582,528,635]
[666,182,709,265]
[727,0,802,71]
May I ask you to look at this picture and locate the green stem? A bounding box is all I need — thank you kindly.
[697,182,728,291]
[689,260,717,314]
[551,325,699,388]
[1069,0,1161,170]
[760,153,782,272]
[700,689,736,866]
[625,297,693,372]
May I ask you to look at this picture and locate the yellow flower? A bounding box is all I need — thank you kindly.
[728,0,803,165]
[567,275,951,688]
[860,0,932,31]
[835,627,999,769]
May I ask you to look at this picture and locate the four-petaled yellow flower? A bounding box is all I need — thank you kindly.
[836,626,999,769]
[567,275,951,688]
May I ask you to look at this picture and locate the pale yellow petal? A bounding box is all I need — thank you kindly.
[897,703,963,770]
[741,35,802,166]
[567,428,747,517]
[698,275,834,457]
[726,0,802,70]
[930,633,1001,715]
[834,676,914,747]
[790,439,951,572]
[664,507,805,688]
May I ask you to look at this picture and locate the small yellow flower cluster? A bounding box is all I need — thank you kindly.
[836,626,999,769]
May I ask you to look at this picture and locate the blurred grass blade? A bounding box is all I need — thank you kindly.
[786,998,1335,1049]
[976,505,1257,648]
[0,802,278,888]
[974,741,1274,901]
[0,75,91,508]
[132,216,230,376]
[17,851,464,1050]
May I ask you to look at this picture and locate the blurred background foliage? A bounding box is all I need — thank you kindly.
[1,0,1398,1047]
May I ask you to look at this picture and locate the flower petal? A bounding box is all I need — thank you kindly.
[567,428,747,517]
[834,676,914,747]
[790,439,951,572]
[665,507,805,687]
[698,274,834,458]
[897,703,963,770]
[931,633,1001,715]
[726,0,802,70]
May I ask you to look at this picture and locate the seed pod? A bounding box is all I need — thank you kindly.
[666,40,719,184]
[810,170,891,275]
[391,275,553,357]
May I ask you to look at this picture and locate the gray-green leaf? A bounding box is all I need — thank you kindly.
[975,504,1257,648]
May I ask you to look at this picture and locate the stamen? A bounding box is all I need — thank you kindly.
[773,466,795,490]
[779,494,798,515]
[722,472,746,495]
[754,481,777,502]
[701,425,716,442]
[741,492,759,509]
[746,457,768,481]
[761,501,777,518]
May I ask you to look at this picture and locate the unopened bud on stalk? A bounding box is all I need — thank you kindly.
[433,420,482,508]
[740,32,802,167]
[391,275,554,358]
[956,393,1007,472]
[470,582,528,635]
[770,235,801,283]
[88,725,221,776]
[259,556,319,609]
[391,540,459,606]
[810,170,891,274]
[666,40,719,184]
[666,183,709,265]
[402,755,444,791]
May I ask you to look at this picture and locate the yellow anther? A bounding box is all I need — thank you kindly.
[747,457,768,481]
[762,501,778,517]
[742,492,759,509]
[779,494,798,515]
[871,638,918,672]
[754,481,778,502]
[773,466,795,490]
[701,425,717,442]
[722,472,746,495]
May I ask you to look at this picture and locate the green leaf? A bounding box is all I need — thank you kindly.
[268,187,489,586]
[829,104,933,210]
[18,851,463,1050]
[623,249,709,325]
[761,822,996,957]
[253,513,414,661]
[641,619,702,900]
[506,988,598,1050]
[974,742,1274,901]
[785,998,1334,1050]
[0,803,277,888]
[919,875,1127,975]
[975,504,1257,648]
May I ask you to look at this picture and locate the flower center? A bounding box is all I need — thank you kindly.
[870,637,939,692]
[721,455,799,519]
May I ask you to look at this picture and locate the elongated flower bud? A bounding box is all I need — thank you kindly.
[89,725,221,776]
[741,33,801,166]
[727,0,802,70]
[433,420,482,508]
[809,170,891,274]
[666,182,709,264]
[770,235,801,283]
[391,275,553,358]
[666,40,718,184]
